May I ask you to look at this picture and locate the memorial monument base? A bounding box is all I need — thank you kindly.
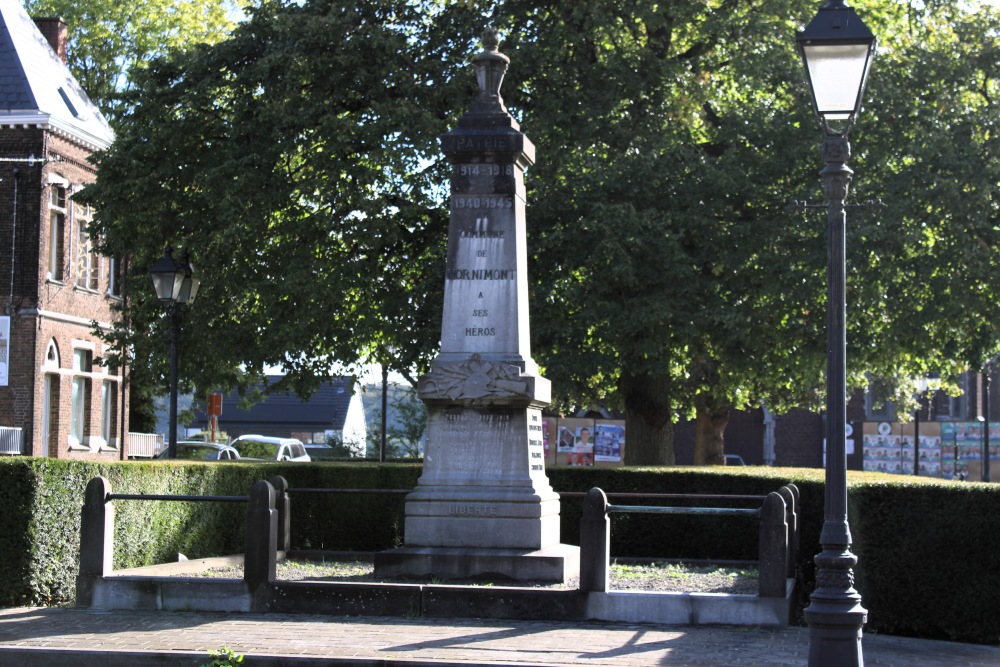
[373,543,580,583]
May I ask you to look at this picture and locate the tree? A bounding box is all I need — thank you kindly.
[494,0,1000,464]
[23,0,238,121]
[488,0,831,463]
[860,1,1000,381]
[87,0,1000,465]
[85,0,472,405]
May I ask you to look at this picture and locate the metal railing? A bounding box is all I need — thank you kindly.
[579,485,800,598]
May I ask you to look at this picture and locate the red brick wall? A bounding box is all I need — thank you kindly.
[0,128,129,459]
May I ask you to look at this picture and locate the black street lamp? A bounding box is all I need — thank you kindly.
[913,378,929,477]
[149,246,200,460]
[796,2,876,666]
[983,362,993,482]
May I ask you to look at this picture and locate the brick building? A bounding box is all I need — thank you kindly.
[0,2,127,459]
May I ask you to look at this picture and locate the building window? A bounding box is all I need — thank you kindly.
[76,202,99,291]
[48,185,67,281]
[101,380,118,448]
[70,349,92,449]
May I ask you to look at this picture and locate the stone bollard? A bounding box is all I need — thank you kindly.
[268,475,290,553]
[76,476,114,607]
[758,491,788,598]
[777,484,799,578]
[579,487,610,593]
[244,480,277,594]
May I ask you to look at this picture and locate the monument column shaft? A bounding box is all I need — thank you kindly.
[375,30,578,582]
[437,158,533,367]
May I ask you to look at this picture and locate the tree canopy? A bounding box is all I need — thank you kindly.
[85,0,1000,462]
[24,0,238,121]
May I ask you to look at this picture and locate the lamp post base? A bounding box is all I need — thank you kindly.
[805,603,866,666]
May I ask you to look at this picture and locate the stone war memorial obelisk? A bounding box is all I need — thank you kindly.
[374,29,579,583]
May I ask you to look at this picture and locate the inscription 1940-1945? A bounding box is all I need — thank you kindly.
[453,196,513,210]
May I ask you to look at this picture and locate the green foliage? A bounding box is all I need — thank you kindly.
[851,480,1000,643]
[84,0,460,406]
[200,647,245,667]
[363,382,427,459]
[23,0,238,123]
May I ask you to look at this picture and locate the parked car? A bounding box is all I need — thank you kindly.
[229,435,311,462]
[156,441,241,461]
[724,454,746,466]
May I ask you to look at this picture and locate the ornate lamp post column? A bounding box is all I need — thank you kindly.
[795,2,876,665]
[149,246,201,460]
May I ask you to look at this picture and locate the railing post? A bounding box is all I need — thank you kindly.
[244,480,277,594]
[268,475,290,553]
[76,476,114,607]
[758,491,788,598]
[777,484,800,578]
[579,487,610,593]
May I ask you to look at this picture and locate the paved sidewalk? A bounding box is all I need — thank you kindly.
[1,607,999,667]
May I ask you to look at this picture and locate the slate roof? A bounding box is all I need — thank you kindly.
[192,376,357,433]
[0,0,113,149]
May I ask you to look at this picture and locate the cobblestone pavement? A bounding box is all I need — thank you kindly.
[1,607,999,667]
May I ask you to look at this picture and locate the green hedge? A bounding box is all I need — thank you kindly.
[1,458,998,644]
[850,480,1000,643]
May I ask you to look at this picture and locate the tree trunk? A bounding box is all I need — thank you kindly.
[693,393,730,465]
[620,370,675,465]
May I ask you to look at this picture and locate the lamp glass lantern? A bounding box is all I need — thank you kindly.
[177,265,201,305]
[148,248,186,303]
[149,247,200,305]
[796,0,877,134]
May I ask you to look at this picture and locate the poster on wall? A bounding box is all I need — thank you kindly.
[862,431,905,474]
[557,418,595,466]
[556,424,576,453]
[594,421,625,462]
[941,421,1000,479]
[0,316,8,387]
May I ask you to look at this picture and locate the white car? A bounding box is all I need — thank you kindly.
[229,435,311,462]
[156,441,242,461]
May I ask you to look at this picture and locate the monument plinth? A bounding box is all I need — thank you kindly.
[374,29,578,583]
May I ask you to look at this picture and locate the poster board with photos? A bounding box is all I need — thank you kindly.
[862,420,953,478]
[544,417,625,466]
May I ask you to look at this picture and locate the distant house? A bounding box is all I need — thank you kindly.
[189,376,366,455]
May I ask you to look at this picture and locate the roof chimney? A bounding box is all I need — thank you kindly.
[33,17,68,65]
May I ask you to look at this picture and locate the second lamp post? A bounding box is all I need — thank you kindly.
[796,1,876,665]
[149,246,201,460]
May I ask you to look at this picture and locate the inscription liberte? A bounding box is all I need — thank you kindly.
[450,504,498,517]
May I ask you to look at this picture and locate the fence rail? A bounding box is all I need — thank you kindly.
[106,493,248,503]
[0,426,23,455]
[608,504,761,517]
